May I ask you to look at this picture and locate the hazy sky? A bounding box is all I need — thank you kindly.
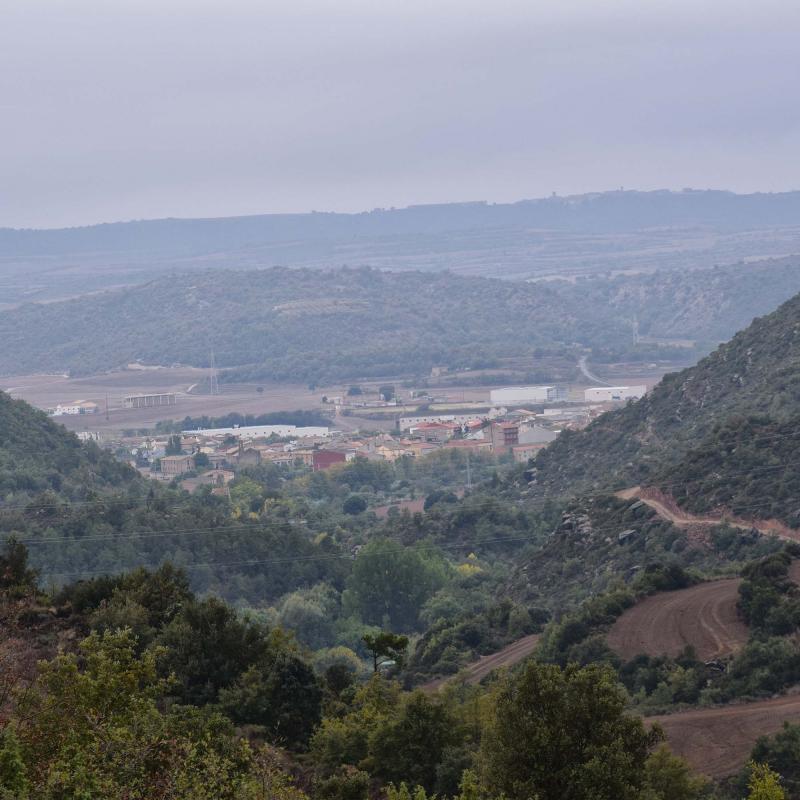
[2,0,799,229]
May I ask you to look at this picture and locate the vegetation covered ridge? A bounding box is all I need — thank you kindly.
[529,287,800,503]
[1,259,800,380]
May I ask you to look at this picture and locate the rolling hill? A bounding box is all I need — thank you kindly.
[1,259,800,382]
[3,189,800,307]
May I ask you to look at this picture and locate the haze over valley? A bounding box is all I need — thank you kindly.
[4,1,800,798]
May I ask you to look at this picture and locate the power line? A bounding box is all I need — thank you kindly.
[6,479,796,550]
[42,492,791,580]
[13,484,795,583]
[42,534,556,578]
[5,447,800,549]
[4,444,799,520]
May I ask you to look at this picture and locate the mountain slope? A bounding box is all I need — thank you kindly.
[0,267,596,379]
[0,391,349,598]
[531,289,800,501]
[0,391,135,500]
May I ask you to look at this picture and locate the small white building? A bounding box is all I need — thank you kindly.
[489,386,561,406]
[584,386,647,403]
[49,400,100,416]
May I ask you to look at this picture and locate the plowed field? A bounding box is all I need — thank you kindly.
[606,579,748,661]
[650,693,800,777]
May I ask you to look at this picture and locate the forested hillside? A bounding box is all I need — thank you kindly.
[652,415,800,526]
[0,391,136,498]
[1,258,799,381]
[2,542,726,800]
[530,287,800,517]
[0,390,547,654]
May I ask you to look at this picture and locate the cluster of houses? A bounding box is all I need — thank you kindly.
[117,407,581,496]
[91,382,646,495]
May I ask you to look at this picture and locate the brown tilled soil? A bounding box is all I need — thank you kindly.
[421,632,541,692]
[606,579,748,662]
[649,693,800,777]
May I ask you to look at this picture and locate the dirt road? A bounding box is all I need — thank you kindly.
[650,693,800,777]
[616,486,800,542]
[421,632,541,692]
[606,579,748,661]
[577,355,609,386]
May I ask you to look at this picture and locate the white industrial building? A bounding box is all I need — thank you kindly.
[584,386,647,403]
[49,400,100,416]
[399,413,489,431]
[489,386,561,406]
[181,424,331,439]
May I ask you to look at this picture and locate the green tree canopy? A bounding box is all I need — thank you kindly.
[8,628,297,800]
[362,631,409,673]
[155,597,270,705]
[219,643,323,748]
[343,539,448,631]
[479,660,663,800]
[747,762,787,800]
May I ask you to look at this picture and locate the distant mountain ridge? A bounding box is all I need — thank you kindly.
[4,189,800,256]
[3,189,800,308]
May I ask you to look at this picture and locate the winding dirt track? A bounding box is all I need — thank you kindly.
[616,486,800,541]
[421,632,541,692]
[650,694,800,777]
[606,579,748,662]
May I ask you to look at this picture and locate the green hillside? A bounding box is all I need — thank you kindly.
[531,288,800,515]
[0,390,349,599]
[652,415,800,526]
[0,266,609,379]
[0,391,135,499]
[0,259,799,382]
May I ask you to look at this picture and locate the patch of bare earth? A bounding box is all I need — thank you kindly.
[650,692,800,778]
[606,579,748,662]
[421,632,541,692]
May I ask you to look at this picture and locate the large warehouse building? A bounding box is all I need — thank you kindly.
[181,424,330,439]
[489,386,563,406]
[584,386,647,403]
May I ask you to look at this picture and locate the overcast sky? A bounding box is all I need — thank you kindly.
[1,0,799,229]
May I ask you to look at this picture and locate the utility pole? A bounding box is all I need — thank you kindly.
[465,448,472,491]
[209,350,218,395]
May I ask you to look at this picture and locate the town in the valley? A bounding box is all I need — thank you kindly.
[43,380,647,495]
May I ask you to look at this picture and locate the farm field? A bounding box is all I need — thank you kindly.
[651,693,800,778]
[0,360,678,435]
[606,579,748,662]
[0,368,328,432]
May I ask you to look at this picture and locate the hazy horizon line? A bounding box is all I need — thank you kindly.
[6,185,800,234]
